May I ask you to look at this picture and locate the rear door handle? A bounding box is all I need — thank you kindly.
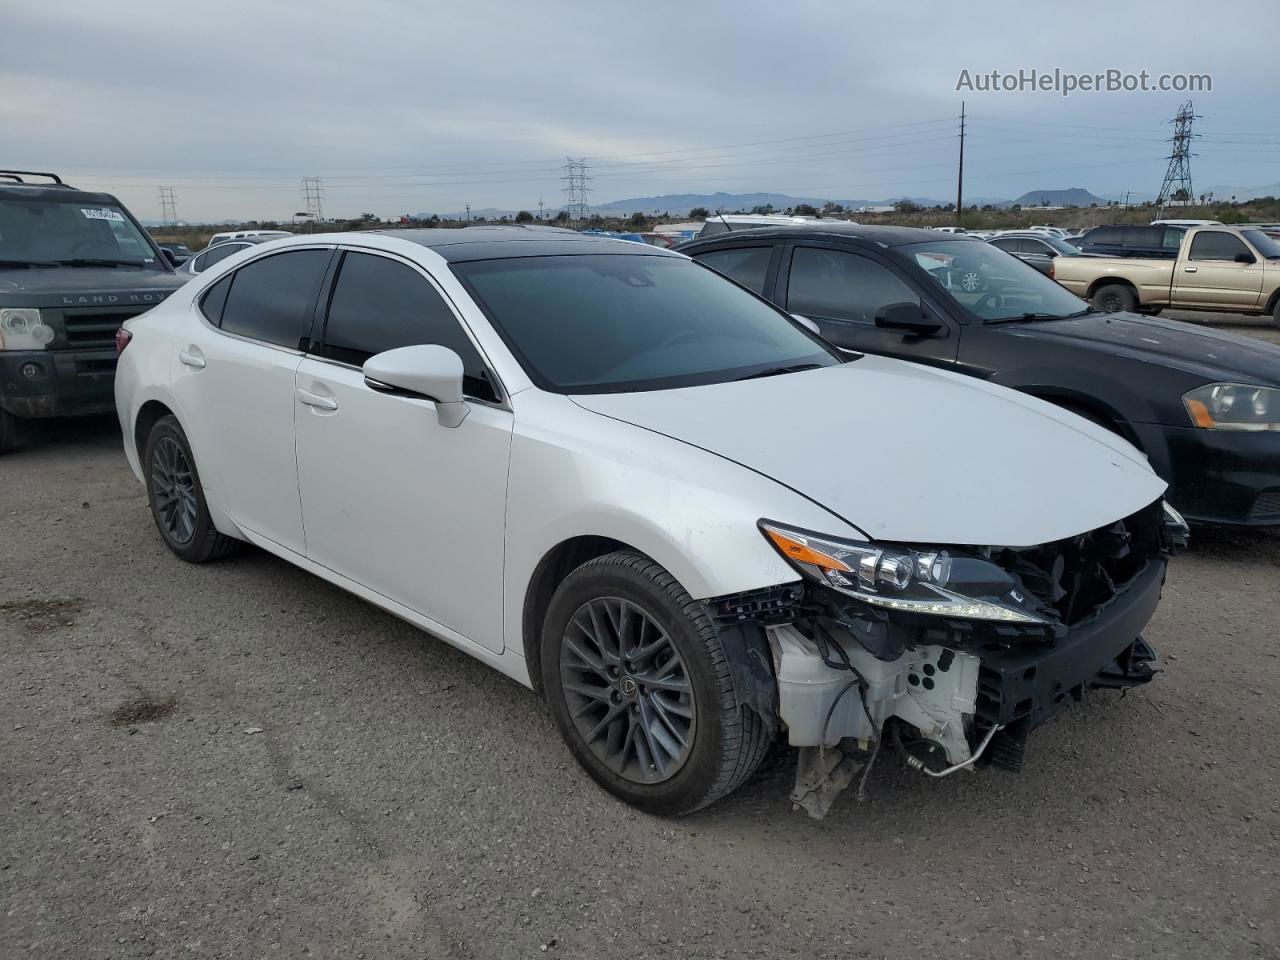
[178,347,206,369]
[298,388,338,411]
[1183,266,1198,273]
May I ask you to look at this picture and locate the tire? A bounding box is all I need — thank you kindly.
[540,551,772,815]
[1272,298,1280,331]
[0,408,23,454]
[143,415,239,563]
[1092,283,1137,313]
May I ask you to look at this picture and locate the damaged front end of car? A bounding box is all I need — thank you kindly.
[704,499,1190,818]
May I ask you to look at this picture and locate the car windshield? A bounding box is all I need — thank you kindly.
[1242,230,1280,259]
[0,197,164,268]
[453,254,841,394]
[894,239,1088,322]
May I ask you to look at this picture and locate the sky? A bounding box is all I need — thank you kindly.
[4,0,1278,222]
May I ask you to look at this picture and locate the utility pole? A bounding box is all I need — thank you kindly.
[955,101,966,227]
[157,186,178,226]
[561,158,591,224]
[1123,190,1131,211]
[537,198,545,221]
[465,203,471,223]
[1156,101,1199,213]
[301,177,325,231]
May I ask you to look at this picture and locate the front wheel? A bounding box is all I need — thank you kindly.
[541,551,773,815]
[1272,298,1280,331]
[143,415,239,563]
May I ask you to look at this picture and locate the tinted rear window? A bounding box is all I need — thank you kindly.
[695,246,773,294]
[220,249,330,348]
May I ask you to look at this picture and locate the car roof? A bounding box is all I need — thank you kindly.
[369,225,684,263]
[0,181,124,206]
[681,222,952,248]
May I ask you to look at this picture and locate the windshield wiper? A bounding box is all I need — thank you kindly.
[735,363,825,381]
[55,258,148,268]
[987,307,1097,324]
[0,258,59,268]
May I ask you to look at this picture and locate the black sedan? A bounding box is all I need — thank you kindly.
[680,224,1280,526]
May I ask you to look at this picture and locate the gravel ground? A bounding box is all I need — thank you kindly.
[2,314,1278,960]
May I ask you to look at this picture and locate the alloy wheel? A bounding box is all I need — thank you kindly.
[151,436,198,545]
[559,597,696,784]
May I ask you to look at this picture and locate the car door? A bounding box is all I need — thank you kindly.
[172,247,333,555]
[1016,238,1057,276]
[778,243,958,364]
[1171,231,1266,308]
[293,249,513,653]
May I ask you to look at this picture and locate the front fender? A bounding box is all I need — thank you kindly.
[502,393,863,659]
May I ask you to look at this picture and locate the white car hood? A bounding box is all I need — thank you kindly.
[571,355,1167,547]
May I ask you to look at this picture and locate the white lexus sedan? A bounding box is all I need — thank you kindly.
[115,226,1183,816]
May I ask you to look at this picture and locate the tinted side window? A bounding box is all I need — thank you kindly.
[1085,227,1120,245]
[321,252,496,401]
[1024,239,1053,255]
[200,275,232,326]
[696,246,773,294]
[196,242,244,273]
[991,238,1020,253]
[1162,228,1185,249]
[1188,231,1250,262]
[220,249,330,348]
[787,247,919,325]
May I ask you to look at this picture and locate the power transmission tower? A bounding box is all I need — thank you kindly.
[301,177,325,228]
[157,186,178,226]
[955,102,966,227]
[1156,101,1199,211]
[561,158,591,223]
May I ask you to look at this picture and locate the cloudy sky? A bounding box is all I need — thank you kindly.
[4,0,1278,222]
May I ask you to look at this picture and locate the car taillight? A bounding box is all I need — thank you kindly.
[115,327,133,355]
[1048,262,1055,280]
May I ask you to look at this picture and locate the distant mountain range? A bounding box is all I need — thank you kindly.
[405,182,1280,224]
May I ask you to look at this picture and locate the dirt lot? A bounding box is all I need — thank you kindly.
[2,314,1278,960]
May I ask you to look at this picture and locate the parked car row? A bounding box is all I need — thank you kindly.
[3,170,1277,816]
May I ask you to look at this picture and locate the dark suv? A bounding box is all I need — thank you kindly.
[0,170,187,452]
[1075,224,1187,259]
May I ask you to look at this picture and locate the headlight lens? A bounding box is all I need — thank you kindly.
[760,521,1049,624]
[1183,383,1280,432]
[0,308,55,351]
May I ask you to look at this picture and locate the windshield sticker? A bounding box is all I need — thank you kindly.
[80,208,125,222]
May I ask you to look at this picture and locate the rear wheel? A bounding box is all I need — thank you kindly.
[1272,298,1280,331]
[143,415,239,563]
[1092,283,1137,313]
[541,551,772,815]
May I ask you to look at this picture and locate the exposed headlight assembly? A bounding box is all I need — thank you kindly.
[760,521,1049,624]
[1183,382,1280,432]
[0,308,55,351]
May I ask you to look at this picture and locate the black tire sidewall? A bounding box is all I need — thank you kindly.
[143,416,219,561]
[1093,284,1135,313]
[540,555,733,815]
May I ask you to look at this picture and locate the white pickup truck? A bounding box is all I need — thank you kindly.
[1054,225,1280,328]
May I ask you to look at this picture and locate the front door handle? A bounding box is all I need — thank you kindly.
[298,388,338,411]
[178,347,206,369]
[1183,266,1198,273]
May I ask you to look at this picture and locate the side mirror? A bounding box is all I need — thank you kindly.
[363,344,469,428]
[1234,252,1256,264]
[161,249,178,266]
[874,301,944,334]
[790,313,820,335]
